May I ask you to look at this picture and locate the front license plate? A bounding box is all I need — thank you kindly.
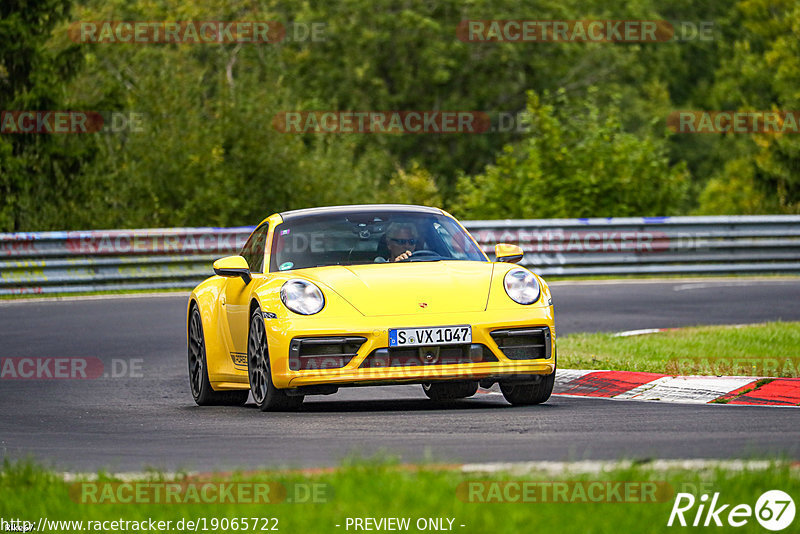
[389,325,471,347]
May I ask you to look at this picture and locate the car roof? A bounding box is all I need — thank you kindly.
[278,204,443,222]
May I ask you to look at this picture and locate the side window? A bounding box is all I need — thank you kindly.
[240,224,269,273]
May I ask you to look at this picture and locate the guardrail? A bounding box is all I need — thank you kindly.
[0,227,253,295]
[1,216,798,295]
[465,215,800,277]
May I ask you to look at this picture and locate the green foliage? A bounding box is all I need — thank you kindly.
[387,162,442,207]
[694,0,800,214]
[0,0,796,230]
[695,158,777,214]
[0,0,90,231]
[454,90,687,218]
[45,0,399,228]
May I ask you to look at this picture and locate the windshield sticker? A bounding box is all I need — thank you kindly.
[279,261,294,271]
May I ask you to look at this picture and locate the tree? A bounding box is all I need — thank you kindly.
[694,0,800,214]
[0,0,88,231]
[454,90,688,218]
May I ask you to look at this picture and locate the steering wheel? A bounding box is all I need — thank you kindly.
[397,249,440,262]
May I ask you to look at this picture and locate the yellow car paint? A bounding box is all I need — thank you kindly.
[187,207,556,393]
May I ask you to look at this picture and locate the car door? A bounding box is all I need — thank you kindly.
[221,223,269,367]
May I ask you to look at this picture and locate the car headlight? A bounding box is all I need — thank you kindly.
[280,279,325,315]
[503,268,540,305]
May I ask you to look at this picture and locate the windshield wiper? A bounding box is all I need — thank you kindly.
[406,257,443,262]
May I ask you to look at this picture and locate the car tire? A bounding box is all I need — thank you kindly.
[188,306,249,406]
[422,381,479,400]
[248,308,304,412]
[500,371,555,406]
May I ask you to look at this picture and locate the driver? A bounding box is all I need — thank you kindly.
[380,222,419,262]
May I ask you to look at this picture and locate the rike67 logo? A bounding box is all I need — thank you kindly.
[668,490,795,531]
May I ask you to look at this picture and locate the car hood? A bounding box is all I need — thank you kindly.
[305,261,495,317]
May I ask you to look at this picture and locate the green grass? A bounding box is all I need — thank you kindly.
[559,321,800,377]
[1,459,798,534]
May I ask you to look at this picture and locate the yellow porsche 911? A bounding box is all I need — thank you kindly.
[186,204,556,411]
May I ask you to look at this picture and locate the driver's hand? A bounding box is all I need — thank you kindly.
[393,250,413,262]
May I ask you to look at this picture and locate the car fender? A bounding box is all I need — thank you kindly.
[187,276,229,382]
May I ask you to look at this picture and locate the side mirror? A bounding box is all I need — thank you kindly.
[494,243,523,264]
[213,255,252,284]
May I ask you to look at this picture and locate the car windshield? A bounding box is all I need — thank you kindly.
[269,210,486,271]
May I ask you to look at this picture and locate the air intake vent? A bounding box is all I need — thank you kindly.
[491,327,551,360]
[289,336,366,371]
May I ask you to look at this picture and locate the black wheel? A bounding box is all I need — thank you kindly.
[499,372,555,406]
[422,381,479,400]
[248,308,304,412]
[188,306,249,406]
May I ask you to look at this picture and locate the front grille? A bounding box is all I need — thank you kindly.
[360,344,498,368]
[289,336,366,371]
[491,327,551,360]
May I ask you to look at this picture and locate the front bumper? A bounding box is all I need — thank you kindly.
[264,307,556,389]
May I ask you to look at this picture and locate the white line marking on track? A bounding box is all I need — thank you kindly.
[672,280,798,291]
[615,376,758,403]
[555,369,595,382]
[54,459,785,480]
[460,459,779,475]
[612,328,666,337]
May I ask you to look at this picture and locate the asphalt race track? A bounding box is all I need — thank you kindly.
[1,278,799,471]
